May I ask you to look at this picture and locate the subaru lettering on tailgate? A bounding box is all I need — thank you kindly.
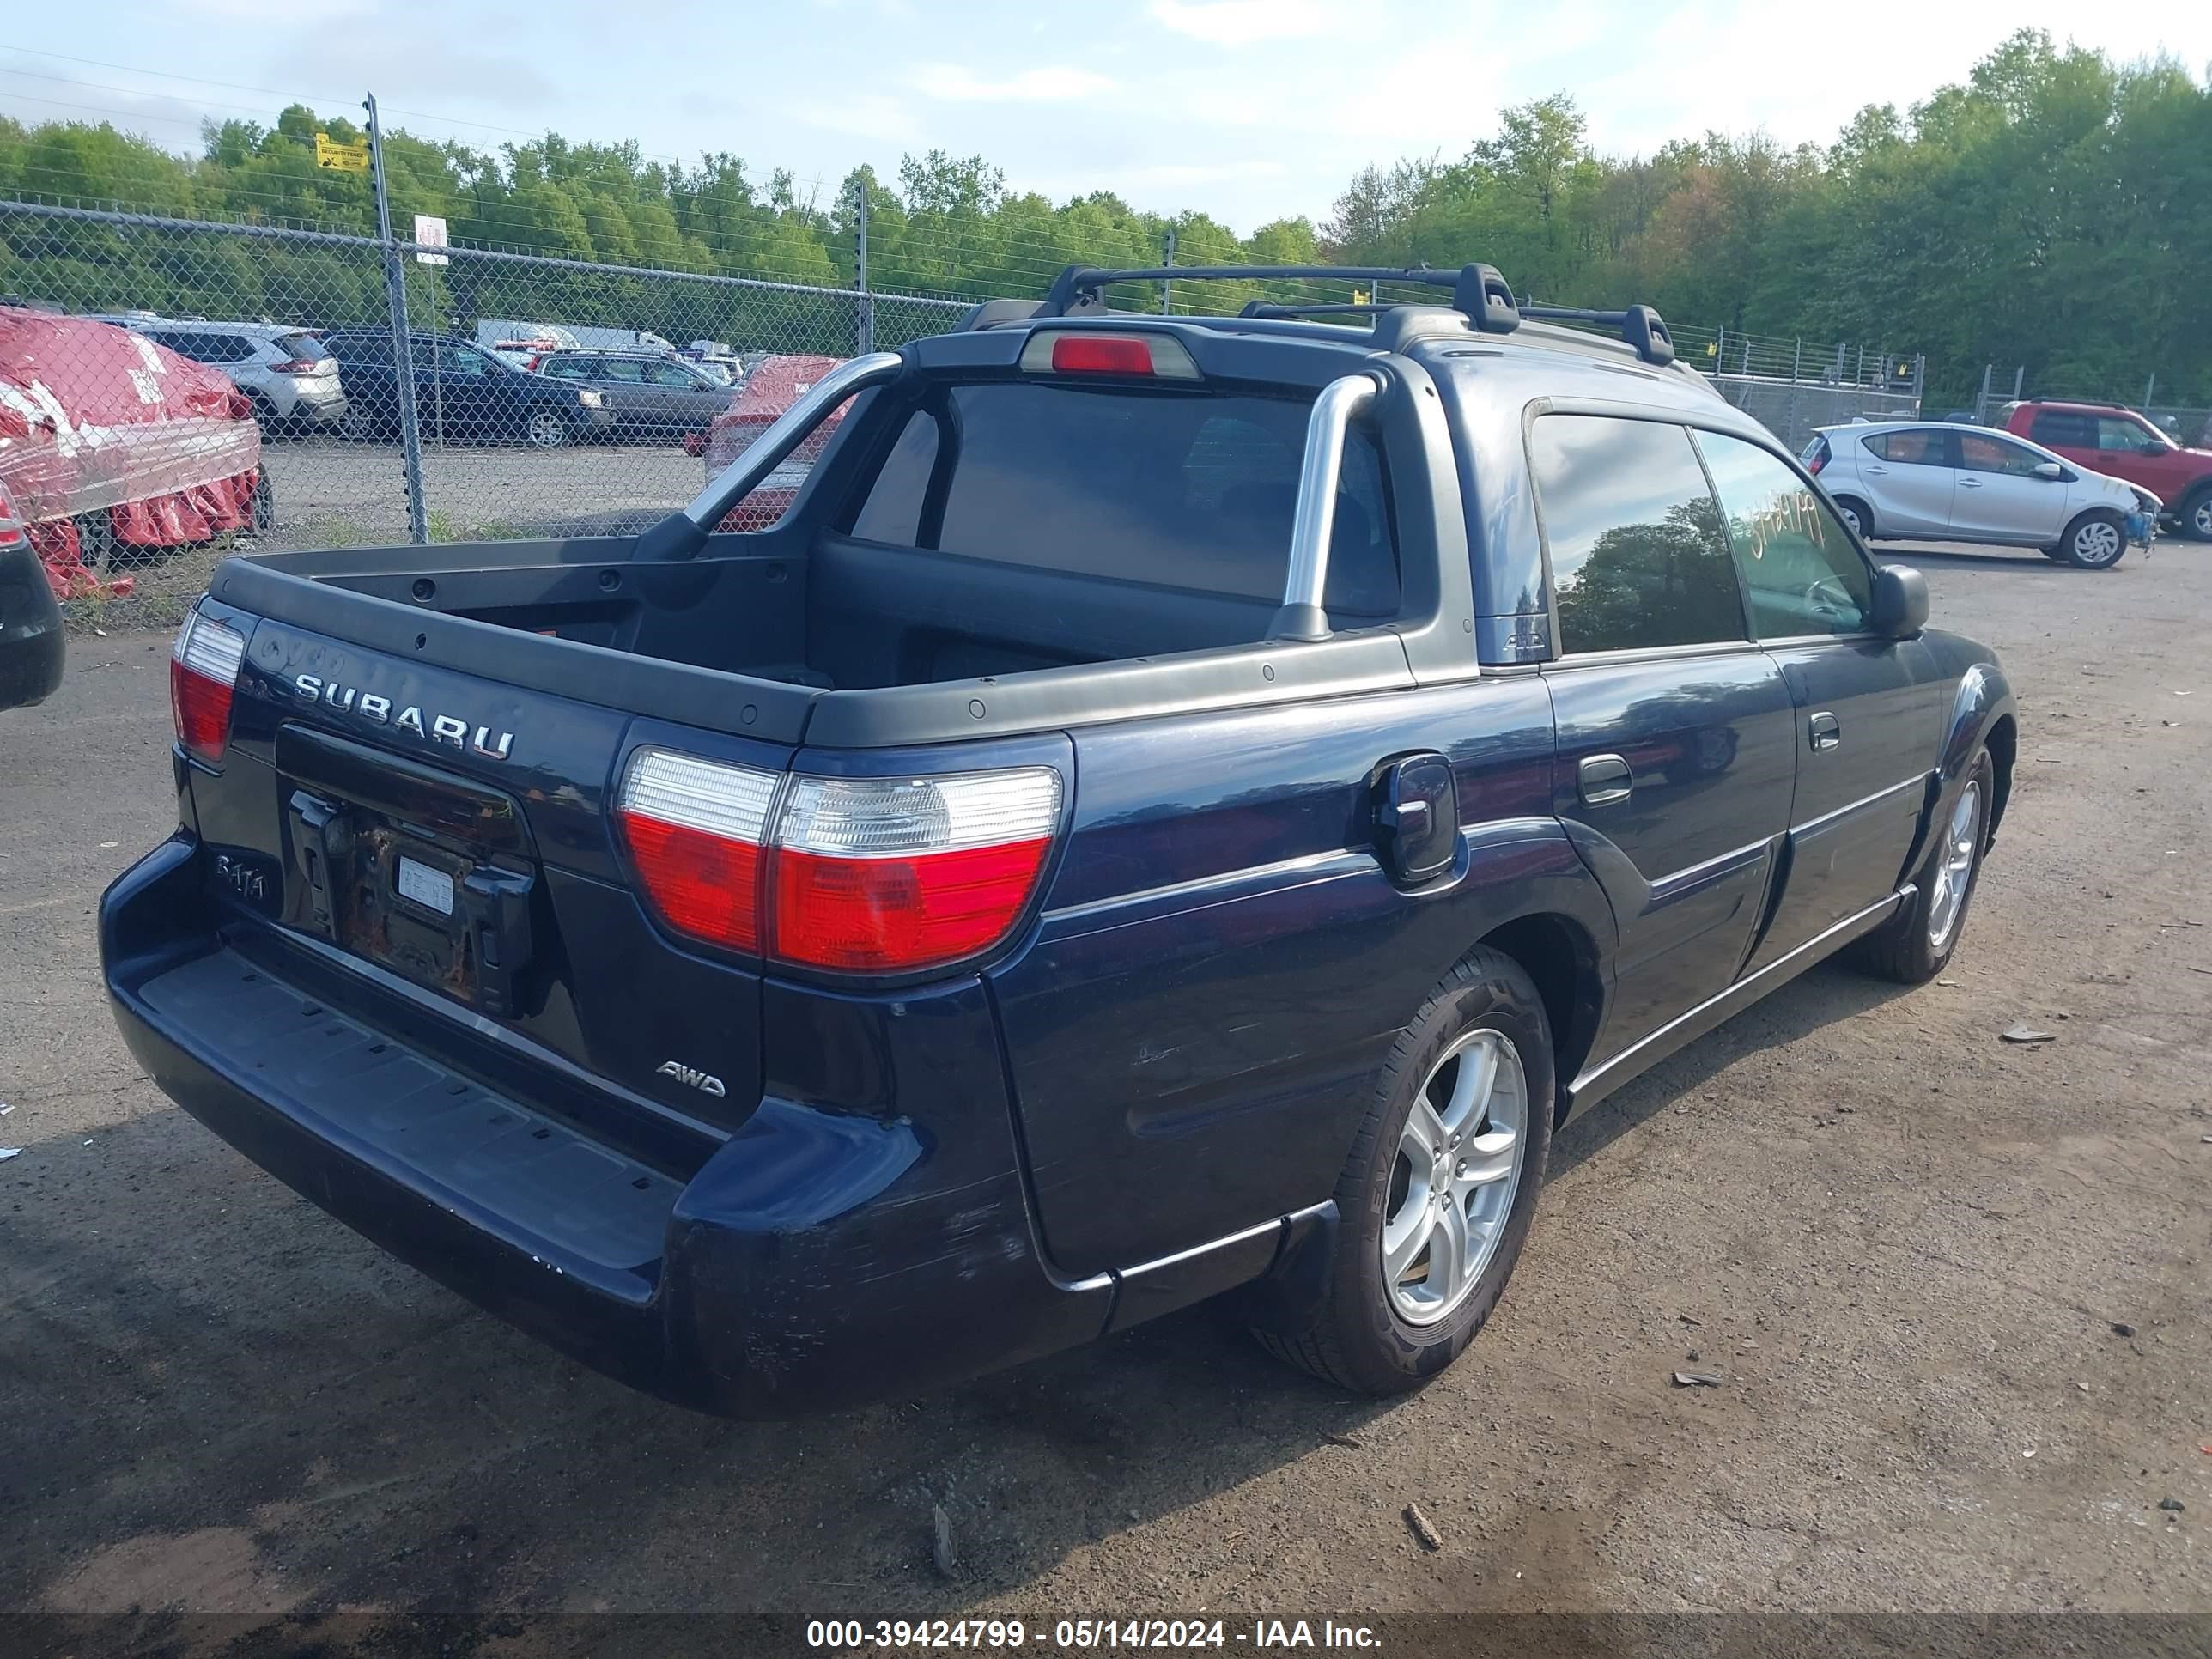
[291,673,514,759]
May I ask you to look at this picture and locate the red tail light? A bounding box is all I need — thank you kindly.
[271,358,320,374]
[614,750,1062,975]
[770,771,1060,971]
[170,609,246,764]
[616,750,775,952]
[1806,452,1826,476]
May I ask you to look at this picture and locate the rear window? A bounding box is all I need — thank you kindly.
[274,331,326,362]
[844,384,1399,616]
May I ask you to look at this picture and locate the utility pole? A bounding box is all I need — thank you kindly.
[1161,228,1176,316]
[365,91,428,544]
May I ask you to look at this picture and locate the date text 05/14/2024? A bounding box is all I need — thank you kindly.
[804,1620,1382,1650]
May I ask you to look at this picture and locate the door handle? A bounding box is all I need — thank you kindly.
[1808,712,1842,751]
[1957,477,1983,489]
[1577,753,1633,807]
[1865,464,1889,475]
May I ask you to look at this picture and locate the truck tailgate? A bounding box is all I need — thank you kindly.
[188,597,792,1141]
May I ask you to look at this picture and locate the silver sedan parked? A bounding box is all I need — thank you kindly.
[1802,421,2159,570]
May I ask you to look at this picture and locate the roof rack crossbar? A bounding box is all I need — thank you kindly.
[1042,262,1522,337]
[1037,263,1676,365]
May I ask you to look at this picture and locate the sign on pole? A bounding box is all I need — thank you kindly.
[314,133,370,173]
[413,214,450,266]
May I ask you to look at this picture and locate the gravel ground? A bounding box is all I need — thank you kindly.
[3,539,2208,1650]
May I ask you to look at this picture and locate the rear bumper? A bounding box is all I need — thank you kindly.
[100,835,1115,1417]
[289,388,349,425]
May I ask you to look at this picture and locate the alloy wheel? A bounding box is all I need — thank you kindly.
[1926,781,1981,951]
[1380,1028,1528,1326]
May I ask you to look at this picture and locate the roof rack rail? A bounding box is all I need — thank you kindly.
[1516,303,1674,367]
[1038,262,1523,336]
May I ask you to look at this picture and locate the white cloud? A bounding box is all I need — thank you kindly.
[908,64,1118,103]
[1146,0,1329,45]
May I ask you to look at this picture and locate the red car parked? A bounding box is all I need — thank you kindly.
[696,355,847,532]
[2000,399,2212,541]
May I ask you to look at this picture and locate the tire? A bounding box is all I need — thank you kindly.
[245,391,280,434]
[2039,547,2069,562]
[1249,947,1554,1395]
[2179,485,2212,543]
[1832,495,1874,541]
[1850,748,1993,984]
[250,464,275,533]
[2059,508,2127,569]
[525,408,571,450]
[338,404,380,442]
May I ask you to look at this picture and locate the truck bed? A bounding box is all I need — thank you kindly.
[223,526,1421,751]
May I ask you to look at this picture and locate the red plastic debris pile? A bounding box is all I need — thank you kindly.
[0,307,262,599]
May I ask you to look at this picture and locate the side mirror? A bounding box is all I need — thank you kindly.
[1871,564,1929,640]
[2033,461,2063,481]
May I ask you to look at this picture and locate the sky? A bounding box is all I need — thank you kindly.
[4,0,2210,233]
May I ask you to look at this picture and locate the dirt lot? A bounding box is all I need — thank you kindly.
[3,540,2208,1650]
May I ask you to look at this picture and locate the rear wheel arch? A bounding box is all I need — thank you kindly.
[1478,913,1602,1126]
[1984,714,2016,843]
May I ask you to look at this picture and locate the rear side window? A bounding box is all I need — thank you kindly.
[330,333,392,367]
[162,332,252,363]
[844,385,1399,615]
[1528,415,1745,655]
[1863,428,1949,465]
[2029,410,2094,448]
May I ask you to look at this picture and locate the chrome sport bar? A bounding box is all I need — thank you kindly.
[679,349,905,535]
[1268,371,1383,643]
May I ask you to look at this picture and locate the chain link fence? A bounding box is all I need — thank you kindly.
[0,196,966,621]
[2,191,1929,624]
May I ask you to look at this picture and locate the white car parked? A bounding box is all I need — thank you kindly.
[84,315,349,434]
[1802,421,2160,570]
